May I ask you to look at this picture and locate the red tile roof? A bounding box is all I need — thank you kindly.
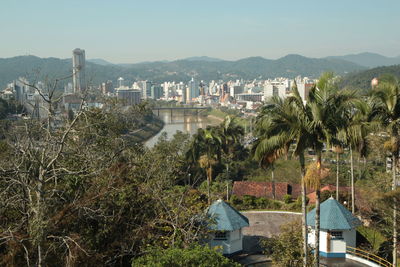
[307,184,351,204]
[232,181,291,200]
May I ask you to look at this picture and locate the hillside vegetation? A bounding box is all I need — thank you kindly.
[0,54,365,88]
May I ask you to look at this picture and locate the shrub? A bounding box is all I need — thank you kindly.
[242,195,256,209]
[268,200,283,210]
[132,245,240,267]
[255,197,268,209]
[283,194,292,204]
[230,195,242,206]
[261,221,314,266]
[295,195,309,206]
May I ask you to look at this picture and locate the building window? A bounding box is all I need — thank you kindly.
[330,231,343,239]
[214,231,228,240]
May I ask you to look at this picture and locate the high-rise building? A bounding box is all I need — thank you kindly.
[117,77,124,88]
[163,82,170,99]
[182,86,187,104]
[150,85,163,100]
[263,79,289,100]
[72,48,86,93]
[116,88,141,106]
[101,80,114,94]
[188,78,198,102]
[139,80,152,99]
[219,83,229,102]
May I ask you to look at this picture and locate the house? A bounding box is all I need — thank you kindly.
[307,197,361,258]
[307,185,351,204]
[207,199,250,255]
[232,181,301,200]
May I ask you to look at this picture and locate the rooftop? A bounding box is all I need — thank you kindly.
[307,197,361,230]
[207,199,249,231]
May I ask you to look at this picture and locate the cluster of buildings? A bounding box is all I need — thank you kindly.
[0,48,317,118]
[66,48,317,112]
[103,76,315,112]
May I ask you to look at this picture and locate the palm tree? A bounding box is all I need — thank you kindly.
[304,72,354,266]
[337,100,371,213]
[254,93,312,265]
[218,116,245,178]
[219,116,245,154]
[332,145,344,200]
[254,73,352,266]
[199,154,217,205]
[187,127,222,204]
[370,75,400,266]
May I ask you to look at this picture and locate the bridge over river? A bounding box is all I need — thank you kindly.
[151,106,209,116]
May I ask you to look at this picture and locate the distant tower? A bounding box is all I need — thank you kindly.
[188,78,199,102]
[118,77,124,88]
[72,48,86,93]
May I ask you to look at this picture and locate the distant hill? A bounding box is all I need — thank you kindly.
[87,58,114,66]
[341,64,400,92]
[182,56,224,62]
[327,52,400,68]
[0,54,365,89]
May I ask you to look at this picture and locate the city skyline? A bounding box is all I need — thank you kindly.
[1,0,399,63]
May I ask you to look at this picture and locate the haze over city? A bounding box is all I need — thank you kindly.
[1,0,400,63]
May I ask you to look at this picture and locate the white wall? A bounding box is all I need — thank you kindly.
[307,229,356,254]
[209,229,243,254]
[320,230,328,252]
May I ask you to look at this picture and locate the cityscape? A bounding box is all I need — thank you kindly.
[1,48,316,120]
[1,1,400,267]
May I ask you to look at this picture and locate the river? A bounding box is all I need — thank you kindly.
[145,110,221,147]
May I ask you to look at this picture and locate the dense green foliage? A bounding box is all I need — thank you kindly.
[0,102,209,266]
[262,221,314,267]
[2,69,400,266]
[131,245,240,267]
[341,64,400,92]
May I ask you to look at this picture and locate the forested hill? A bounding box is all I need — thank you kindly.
[341,64,400,92]
[0,54,364,88]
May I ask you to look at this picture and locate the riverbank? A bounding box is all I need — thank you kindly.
[127,117,165,143]
[206,114,224,122]
[206,108,249,128]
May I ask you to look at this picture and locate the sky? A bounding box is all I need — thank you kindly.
[1,0,399,63]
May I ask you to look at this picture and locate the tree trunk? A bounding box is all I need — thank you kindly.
[315,153,322,267]
[350,147,355,214]
[271,166,275,200]
[315,189,320,267]
[336,152,340,200]
[207,165,212,205]
[299,152,308,266]
[393,152,398,267]
[226,182,229,201]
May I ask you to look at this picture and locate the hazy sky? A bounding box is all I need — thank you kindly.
[1,0,399,63]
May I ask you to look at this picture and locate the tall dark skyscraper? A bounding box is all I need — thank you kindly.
[72,48,86,93]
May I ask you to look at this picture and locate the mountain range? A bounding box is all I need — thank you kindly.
[327,52,400,68]
[0,52,398,89]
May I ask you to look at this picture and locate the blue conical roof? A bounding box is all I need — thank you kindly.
[307,197,361,230]
[207,199,249,231]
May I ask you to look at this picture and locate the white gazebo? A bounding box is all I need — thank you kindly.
[307,197,361,258]
[207,199,250,255]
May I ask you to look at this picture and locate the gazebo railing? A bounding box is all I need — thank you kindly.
[346,246,393,267]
